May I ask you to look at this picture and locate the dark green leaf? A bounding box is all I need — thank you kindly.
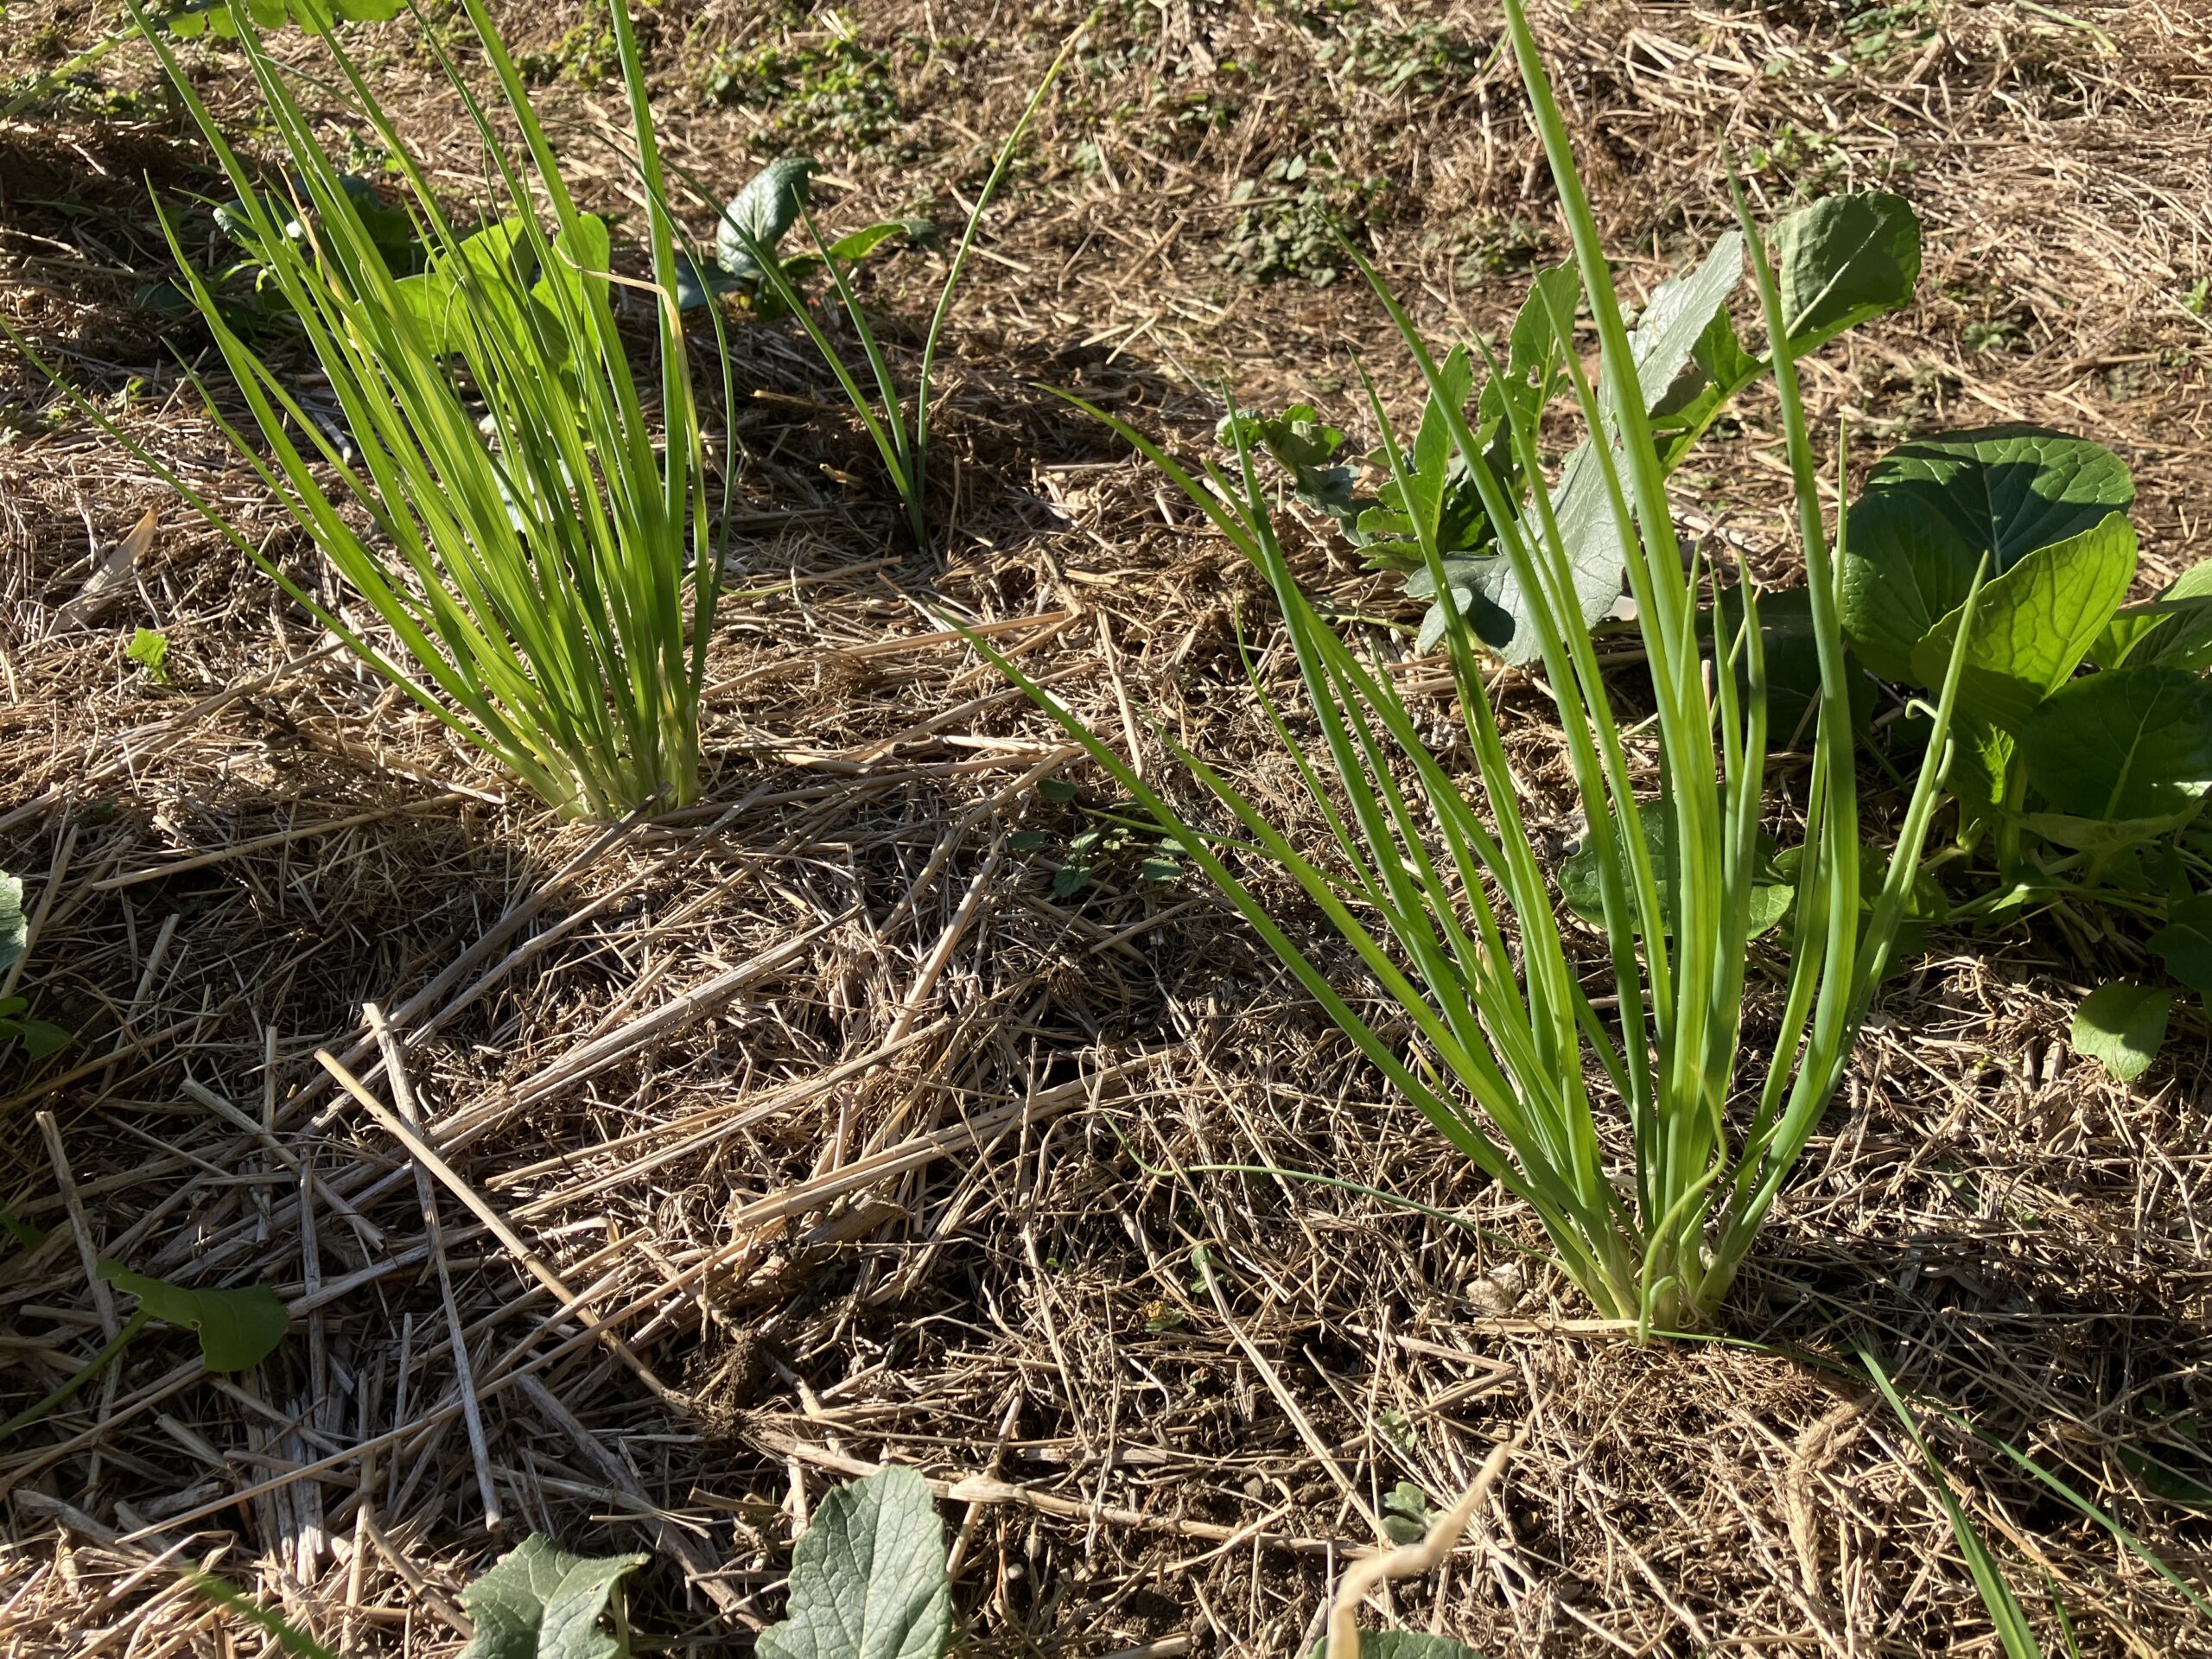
[1221,404,1373,533]
[2070,982,2171,1082]
[1007,830,1050,853]
[718,159,813,281]
[674,250,745,310]
[2020,666,2212,821]
[2150,894,2212,1001]
[1038,779,1078,804]
[1773,191,1922,346]
[757,1465,950,1659]
[0,1018,72,1060]
[1906,512,2137,729]
[97,1265,289,1370]
[456,1535,649,1659]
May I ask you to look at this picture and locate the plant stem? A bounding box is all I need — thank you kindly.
[0,1307,149,1443]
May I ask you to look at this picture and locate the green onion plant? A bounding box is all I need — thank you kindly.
[106,0,728,819]
[983,0,1986,1332]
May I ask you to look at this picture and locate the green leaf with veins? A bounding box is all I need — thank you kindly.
[456,1535,649,1659]
[717,158,813,282]
[97,1264,289,1370]
[2094,557,2212,671]
[1773,190,1923,344]
[1452,193,1917,664]
[2019,665,2212,822]
[1843,426,2135,682]
[757,1465,950,1659]
[2071,982,2171,1082]
[1906,512,2137,730]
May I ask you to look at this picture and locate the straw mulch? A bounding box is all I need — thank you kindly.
[2,0,2209,1653]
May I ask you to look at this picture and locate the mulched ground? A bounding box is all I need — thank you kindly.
[2,1,2209,1654]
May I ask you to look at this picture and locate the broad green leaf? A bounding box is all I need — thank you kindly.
[2020,666,2212,821]
[673,249,745,310]
[1471,233,1744,661]
[1906,512,2137,729]
[2070,982,2171,1082]
[456,1535,649,1659]
[718,159,813,281]
[532,215,613,316]
[1307,1636,1486,1659]
[1861,425,2133,574]
[757,1465,950,1659]
[2094,558,2212,671]
[1840,494,1984,683]
[2150,894,2212,1001]
[97,1265,289,1370]
[0,1016,72,1060]
[1774,191,1922,346]
[0,872,23,976]
[782,219,925,286]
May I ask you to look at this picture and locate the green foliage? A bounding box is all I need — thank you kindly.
[1838,420,2212,1073]
[457,1536,649,1659]
[1215,156,1386,286]
[739,25,1085,550]
[758,1465,952,1659]
[99,1263,290,1370]
[700,26,904,156]
[674,158,922,312]
[1236,190,1918,660]
[1378,1480,1440,1546]
[125,626,170,683]
[74,0,729,820]
[0,871,68,1060]
[2069,982,2171,1084]
[991,0,1976,1331]
[157,0,402,36]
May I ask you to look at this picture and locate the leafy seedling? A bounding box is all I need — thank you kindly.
[0,1264,288,1442]
[1238,189,1921,660]
[1014,787,1185,899]
[457,1535,649,1659]
[758,1464,952,1659]
[126,626,170,683]
[1379,1481,1440,1546]
[676,158,923,314]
